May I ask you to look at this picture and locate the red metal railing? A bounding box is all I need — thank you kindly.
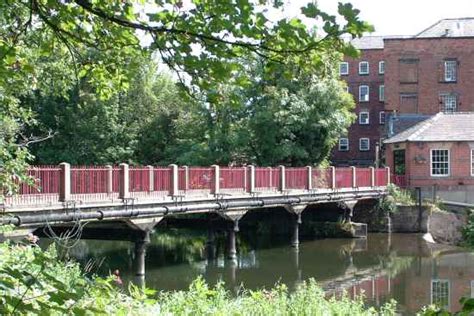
[392,174,406,188]
[254,167,279,191]
[220,167,246,191]
[129,167,150,193]
[70,166,110,201]
[5,166,61,206]
[356,168,372,187]
[154,167,171,193]
[335,168,352,188]
[178,167,187,192]
[312,168,331,189]
[71,166,108,194]
[5,165,390,206]
[285,167,307,190]
[375,169,388,187]
[188,167,212,191]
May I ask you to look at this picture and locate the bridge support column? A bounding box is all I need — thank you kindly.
[227,220,239,260]
[134,230,150,287]
[343,201,357,223]
[284,205,306,250]
[214,209,247,261]
[291,213,302,249]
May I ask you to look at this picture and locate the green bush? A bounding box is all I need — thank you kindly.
[379,184,415,214]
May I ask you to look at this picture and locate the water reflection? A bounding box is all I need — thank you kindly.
[51,232,474,314]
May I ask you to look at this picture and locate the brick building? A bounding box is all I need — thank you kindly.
[331,37,386,166]
[384,113,474,199]
[331,18,474,170]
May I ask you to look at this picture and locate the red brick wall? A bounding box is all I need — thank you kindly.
[386,141,474,187]
[384,38,474,114]
[331,49,385,166]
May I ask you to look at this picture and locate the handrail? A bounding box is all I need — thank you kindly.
[4,164,390,207]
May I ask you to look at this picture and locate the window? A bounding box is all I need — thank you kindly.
[431,279,450,311]
[359,112,369,125]
[379,61,385,74]
[338,138,349,151]
[400,93,418,112]
[440,94,457,113]
[359,85,369,102]
[431,149,450,176]
[444,60,457,82]
[339,62,349,75]
[359,61,369,75]
[379,111,386,125]
[399,58,419,83]
[471,150,474,176]
[359,138,370,151]
[379,85,385,101]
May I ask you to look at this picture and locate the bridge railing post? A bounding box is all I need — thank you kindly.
[351,166,357,188]
[330,166,336,190]
[169,164,179,196]
[247,165,255,193]
[106,165,113,197]
[306,166,312,191]
[147,165,154,193]
[211,165,220,195]
[370,167,375,187]
[279,165,285,192]
[385,166,391,186]
[59,162,71,202]
[119,163,129,199]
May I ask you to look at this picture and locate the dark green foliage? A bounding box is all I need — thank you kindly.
[1,0,373,193]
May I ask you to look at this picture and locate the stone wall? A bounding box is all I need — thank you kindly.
[391,205,429,233]
[389,205,468,245]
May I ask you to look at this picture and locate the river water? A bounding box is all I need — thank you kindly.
[58,232,474,314]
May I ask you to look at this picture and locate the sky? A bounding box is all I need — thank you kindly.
[315,0,474,35]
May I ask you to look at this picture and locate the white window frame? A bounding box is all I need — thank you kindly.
[440,93,457,113]
[379,61,385,74]
[359,61,369,75]
[471,149,474,177]
[338,138,349,151]
[431,149,450,177]
[379,85,385,102]
[431,279,450,311]
[339,62,349,75]
[359,111,370,125]
[359,138,370,151]
[359,85,369,102]
[444,60,457,82]
[379,111,385,125]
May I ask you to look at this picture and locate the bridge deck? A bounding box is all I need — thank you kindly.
[1,164,389,228]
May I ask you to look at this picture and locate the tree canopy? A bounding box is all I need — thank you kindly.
[0,0,372,193]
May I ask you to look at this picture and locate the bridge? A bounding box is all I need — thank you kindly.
[1,163,389,282]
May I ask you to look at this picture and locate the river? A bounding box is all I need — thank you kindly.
[48,232,474,314]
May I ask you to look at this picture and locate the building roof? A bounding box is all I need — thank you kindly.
[387,114,432,138]
[349,35,408,49]
[384,112,474,144]
[415,18,474,38]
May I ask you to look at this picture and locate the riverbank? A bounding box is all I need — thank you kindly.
[0,240,398,315]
